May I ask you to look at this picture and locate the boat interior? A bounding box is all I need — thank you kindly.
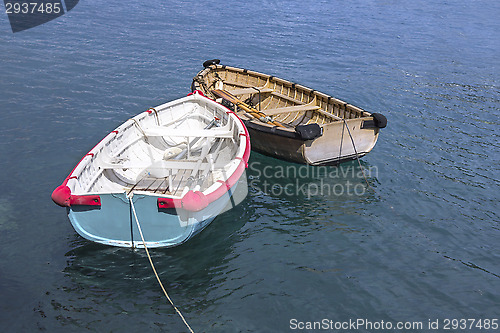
[195,65,372,128]
[69,98,243,197]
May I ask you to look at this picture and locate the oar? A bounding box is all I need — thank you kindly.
[212,89,286,128]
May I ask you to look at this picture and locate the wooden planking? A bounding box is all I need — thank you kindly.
[315,109,342,121]
[270,90,307,106]
[213,66,370,121]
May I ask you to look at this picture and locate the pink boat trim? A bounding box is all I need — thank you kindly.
[51,185,101,207]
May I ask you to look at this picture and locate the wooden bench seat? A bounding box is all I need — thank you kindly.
[264,104,343,121]
[264,104,321,116]
[227,87,273,96]
[315,109,342,121]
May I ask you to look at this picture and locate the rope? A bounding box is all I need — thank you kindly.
[339,119,345,159]
[128,195,195,333]
[341,120,407,220]
[342,119,376,193]
[131,118,149,144]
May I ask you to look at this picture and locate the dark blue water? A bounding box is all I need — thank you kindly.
[1,1,499,332]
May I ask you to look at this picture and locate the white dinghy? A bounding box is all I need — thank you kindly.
[52,91,250,248]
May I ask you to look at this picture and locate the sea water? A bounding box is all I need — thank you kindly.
[0,0,498,331]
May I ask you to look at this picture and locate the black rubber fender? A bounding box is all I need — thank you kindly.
[203,59,220,68]
[295,123,323,140]
[371,113,387,128]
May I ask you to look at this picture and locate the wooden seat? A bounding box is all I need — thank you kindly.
[314,109,342,121]
[264,104,342,121]
[264,104,321,116]
[227,87,273,96]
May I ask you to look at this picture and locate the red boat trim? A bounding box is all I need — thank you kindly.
[51,185,72,207]
[51,185,101,207]
[187,90,206,97]
[235,156,248,168]
[205,160,246,201]
[157,190,209,211]
[70,195,101,206]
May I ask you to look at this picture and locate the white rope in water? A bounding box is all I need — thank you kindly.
[343,119,376,193]
[128,195,195,333]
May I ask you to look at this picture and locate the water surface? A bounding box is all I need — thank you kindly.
[0,0,498,332]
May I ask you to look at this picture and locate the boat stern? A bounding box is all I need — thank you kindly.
[304,118,381,165]
[67,193,198,248]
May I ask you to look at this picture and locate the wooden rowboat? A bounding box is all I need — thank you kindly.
[52,92,250,248]
[192,60,387,166]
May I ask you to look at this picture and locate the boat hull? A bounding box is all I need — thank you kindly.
[192,62,386,166]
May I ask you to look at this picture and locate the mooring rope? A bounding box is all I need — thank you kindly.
[128,195,195,333]
[342,119,376,193]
